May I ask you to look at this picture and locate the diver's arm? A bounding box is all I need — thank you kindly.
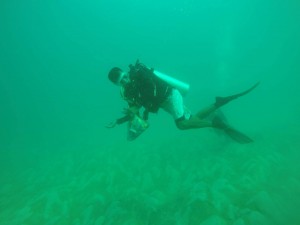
[116,115,131,124]
[105,115,130,128]
[105,105,141,128]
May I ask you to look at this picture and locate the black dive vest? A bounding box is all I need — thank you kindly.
[122,65,171,113]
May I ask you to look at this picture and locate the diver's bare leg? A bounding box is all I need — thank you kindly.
[176,115,213,130]
[195,104,218,119]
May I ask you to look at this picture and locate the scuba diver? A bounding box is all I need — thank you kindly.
[106,60,259,143]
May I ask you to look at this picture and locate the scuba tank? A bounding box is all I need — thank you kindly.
[153,70,190,96]
[130,60,190,96]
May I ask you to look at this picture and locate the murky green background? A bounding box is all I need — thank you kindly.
[1,0,300,224]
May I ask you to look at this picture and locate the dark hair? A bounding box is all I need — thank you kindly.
[108,67,123,84]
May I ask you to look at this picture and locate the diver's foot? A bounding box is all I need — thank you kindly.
[212,116,229,130]
[214,82,260,108]
[212,116,253,144]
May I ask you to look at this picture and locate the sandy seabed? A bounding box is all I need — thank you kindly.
[1,132,299,225]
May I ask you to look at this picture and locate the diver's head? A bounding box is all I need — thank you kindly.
[108,67,129,86]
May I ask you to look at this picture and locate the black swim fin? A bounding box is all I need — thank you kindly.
[212,116,253,144]
[215,82,260,108]
[223,127,253,144]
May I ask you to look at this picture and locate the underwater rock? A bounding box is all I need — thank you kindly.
[14,205,33,223]
[73,218,80,225]
[141,172,155,190]
[244,210,273,225]
[247,190,282,223]
[94,216,105,225]
[140,191,166,213]
[248,191,286,224]
[174,211,190,225]
[210,179,234,215]
[212,178,229,192]
[150,190,166,204]
[200,215,226,225]
[211,192,231,214]
[186,199,216,223]
[44,216,61,225]
[188,181,209,203]
[81,205,94,225]
[238,175,257,192]
[103,200,127,225]
[91,194,106,207]
[232,218,245,225]
[225,203,239,220]
[0,184,13,193]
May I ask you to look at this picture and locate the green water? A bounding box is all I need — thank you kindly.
[1,0,300,224]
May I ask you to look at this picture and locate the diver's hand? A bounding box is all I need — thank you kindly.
[122,107,139,115]
[105,120,117,128]
[122,108,130,115]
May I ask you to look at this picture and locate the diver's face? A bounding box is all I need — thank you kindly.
[119,72,130,86]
